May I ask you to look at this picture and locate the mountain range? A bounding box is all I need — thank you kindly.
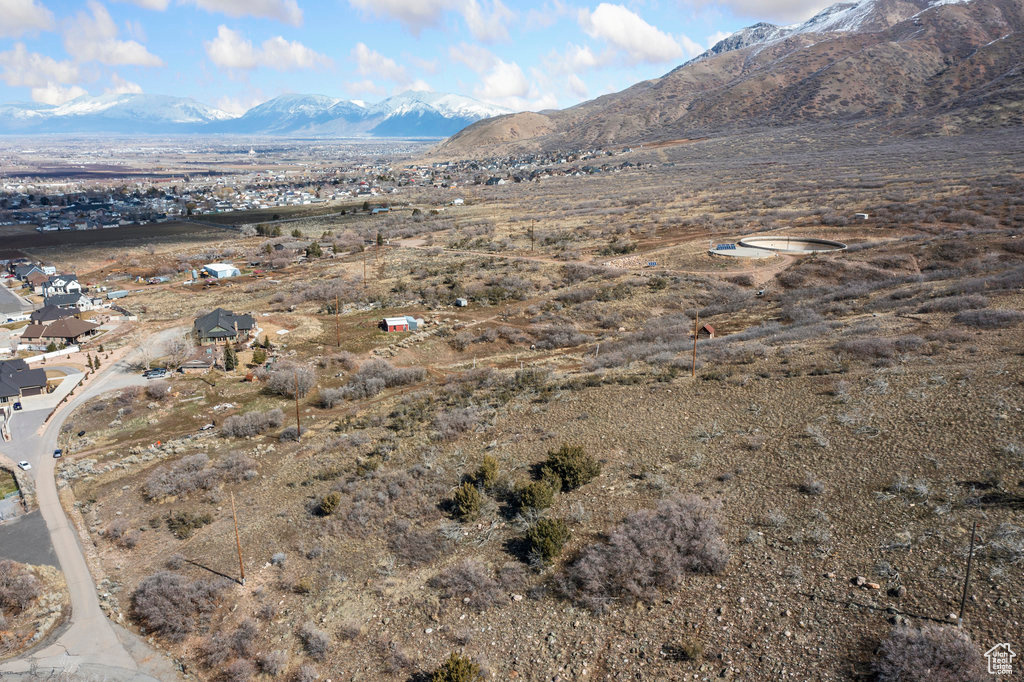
[439,0,1024,155]
[0,90,511,137]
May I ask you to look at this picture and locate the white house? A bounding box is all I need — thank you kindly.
[42,274,81,297]
[203,263,241,279]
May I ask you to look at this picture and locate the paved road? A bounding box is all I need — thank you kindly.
[0,282,32,316]
[0,510,59,567]
[0,328,185,681]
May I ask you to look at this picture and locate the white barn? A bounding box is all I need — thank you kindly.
[204,263,241,279]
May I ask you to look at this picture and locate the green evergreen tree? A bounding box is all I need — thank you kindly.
[251,348,267,365]
[306,241,323,258]
[46,341,57,353]
[376,232,384,246]
[93,355,100,369]
[224,345,237,371]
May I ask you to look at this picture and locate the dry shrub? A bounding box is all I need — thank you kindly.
[298,622,330,661]
[833,337,895,359]
[916,295,988,313]
[873,625,985,681]
[130,571,229,641]
[0,560,41,614]
[387,520,443,567]
[145,380,170,401]
[953,309,1024,328]
[338,359,425,400]
[221,409,284,437]
[258,650,289,676]
[433,407,479,440]
[260,361,316,398]
[220,659,256,682]
[144,452,256,501]
[428,560,502,611]
[334,468,445,535]
[558,496,728,612]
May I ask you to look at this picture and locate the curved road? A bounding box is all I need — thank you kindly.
[0,331,183,681]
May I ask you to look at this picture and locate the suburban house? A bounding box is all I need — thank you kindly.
[30,304,78,324]
[0,359,48,402]
[26,271,49,293]
[12,264,44,281]
[194,308,255,344]
[203,263,241,279]
[20,317,100,345]
[44,292,96,310]
[380,316,425,332]
[42,274,81,297]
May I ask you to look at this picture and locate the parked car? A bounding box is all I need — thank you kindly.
[78,430,86,437]
[53,449,62,458]
[12,402,22,411]
[142,368,168,379]
[17,461,30,470]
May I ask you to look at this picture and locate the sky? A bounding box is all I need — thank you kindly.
[0,0,836,115]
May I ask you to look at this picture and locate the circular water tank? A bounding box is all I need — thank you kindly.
[737,236,847,254]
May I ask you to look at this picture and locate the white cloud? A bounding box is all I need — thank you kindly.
[216,93,265,116]
[479,59,528,100]
[0,43,79,87]
[408,79,432,92]
[567,73,587,98]
[187,0,302,26]
[0,0,54,37]
[679,34,704,58]
[106,72,142,94]
[448,42,497,74]
[64,2,163,67]
[348,0,514,42]
[348,0,455,34]
[206,25,330,71]
[32,82,88,104]
[524,0,571,30]
[347,78,388,97]
[114,0,170,9]
[579,3,684,63]
[352,42,408,83]
[710,0,831,24]
[462,0,514,41]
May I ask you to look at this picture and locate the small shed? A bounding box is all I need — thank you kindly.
[454,297,467,307]
[404,316,424,331]
[697,324,715,339]
[381,316,409,332]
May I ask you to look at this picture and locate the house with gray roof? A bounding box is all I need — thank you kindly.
[0,359,48,402]
[194,308,255,345]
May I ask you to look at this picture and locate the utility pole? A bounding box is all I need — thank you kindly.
[530,221,535,252]
[293,372,301,438]
[362,247,367,290]
[692,311,700,377]
[958,520,977,627]
[335,294,341,347]
[230,492,245,585]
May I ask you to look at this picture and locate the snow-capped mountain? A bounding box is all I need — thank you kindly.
[693,0,973,63]
[0,93,234,134]
[0,90,510,137]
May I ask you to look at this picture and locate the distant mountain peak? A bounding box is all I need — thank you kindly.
[0,89,507,137]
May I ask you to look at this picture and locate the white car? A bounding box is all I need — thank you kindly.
[17,461,31,471]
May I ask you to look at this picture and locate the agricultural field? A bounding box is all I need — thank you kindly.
[50,125,1024,681]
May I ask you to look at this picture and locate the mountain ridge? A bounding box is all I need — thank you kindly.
[437,0,1023,156]
[0,90,511,137]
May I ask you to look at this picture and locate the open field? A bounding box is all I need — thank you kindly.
[46,125,1024,681]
